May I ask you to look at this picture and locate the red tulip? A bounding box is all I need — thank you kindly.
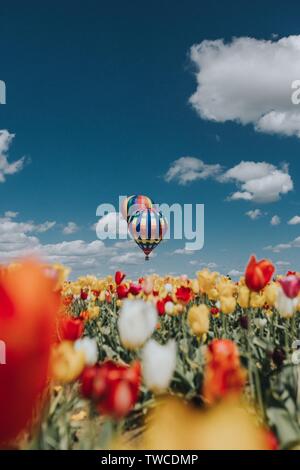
[245,255,275,292]
[80,290,88,300]
[156,295,173,316]
[80,360,141,418]
[156,299,166,316]
[117,284,129,299]
[210,307,220,316]
[0,261,60,444]
[129,283,142,296]
[176,286,193,304]
[59,316,84,341]
[115,271,126,285]
[278,275,300,299]
[81,365,99,398]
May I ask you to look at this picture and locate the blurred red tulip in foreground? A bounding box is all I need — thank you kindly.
[0,260,61,445]
[81,360,141,418]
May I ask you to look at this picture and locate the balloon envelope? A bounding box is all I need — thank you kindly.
[121,195,154,222]
[128,208,168,260]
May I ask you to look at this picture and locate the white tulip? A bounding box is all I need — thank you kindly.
[118,299,157,349]
[142,339,177,393]
[276,287,298,318]
[254,318,267,328]
[74,337,98,366]
[165,301,174,315]
[164,283,173,293]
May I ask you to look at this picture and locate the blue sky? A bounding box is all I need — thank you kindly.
[0,0,300,278]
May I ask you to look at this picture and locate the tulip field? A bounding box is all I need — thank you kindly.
[0,257,300,450]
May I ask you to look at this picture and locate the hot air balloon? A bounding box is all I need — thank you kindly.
[121,195,154,222]
[128,208,168,260]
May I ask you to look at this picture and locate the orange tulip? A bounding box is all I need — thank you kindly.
[203,339,246,403]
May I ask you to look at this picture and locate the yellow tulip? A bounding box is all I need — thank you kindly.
[220,296,236,314]
[217,279,237,298]
[99,290,106,302]
[197,269,218,294]
[173,304,184,315]
[51,341,85,384]
[207,288,219,301]
[139,398,269,450]
[191,279,200,294]
[188,304,210,336]
[237,286,250,308]
[264,283,278,307]
[250,292,265,309]
[88,305,100,319]
[71,284,81,296]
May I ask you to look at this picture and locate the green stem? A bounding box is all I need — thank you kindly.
[253,365,265,422]
[222,313,227,338]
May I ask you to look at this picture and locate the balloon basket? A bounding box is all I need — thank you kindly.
[145,255,149,261]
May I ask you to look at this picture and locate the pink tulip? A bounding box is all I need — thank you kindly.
[279,275,300,299]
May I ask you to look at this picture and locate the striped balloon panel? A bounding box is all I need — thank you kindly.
[129,209,165,241]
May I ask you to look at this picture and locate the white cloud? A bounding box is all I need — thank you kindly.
[189,35,300,138]
[221,161,293,203]
[265,236,300,252]
[288,215,300,225]
[0,225,113,273]
[165,158,293,203]
[110,251,145,266]
[40,240,106,257]
[164,156,222,185]
[0,130,26,182]
[276,260,291,266]
[192,261,218,269]
[246,209,262,220]
[0,214,151,276]
[63,221,79,235]
[173,247,194,255]
[206,262,218,269]
[228,269,243,277]
[271,215,281,226]
[0,215,55,236]
[35,221,56,233]
[4,211,18,218]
